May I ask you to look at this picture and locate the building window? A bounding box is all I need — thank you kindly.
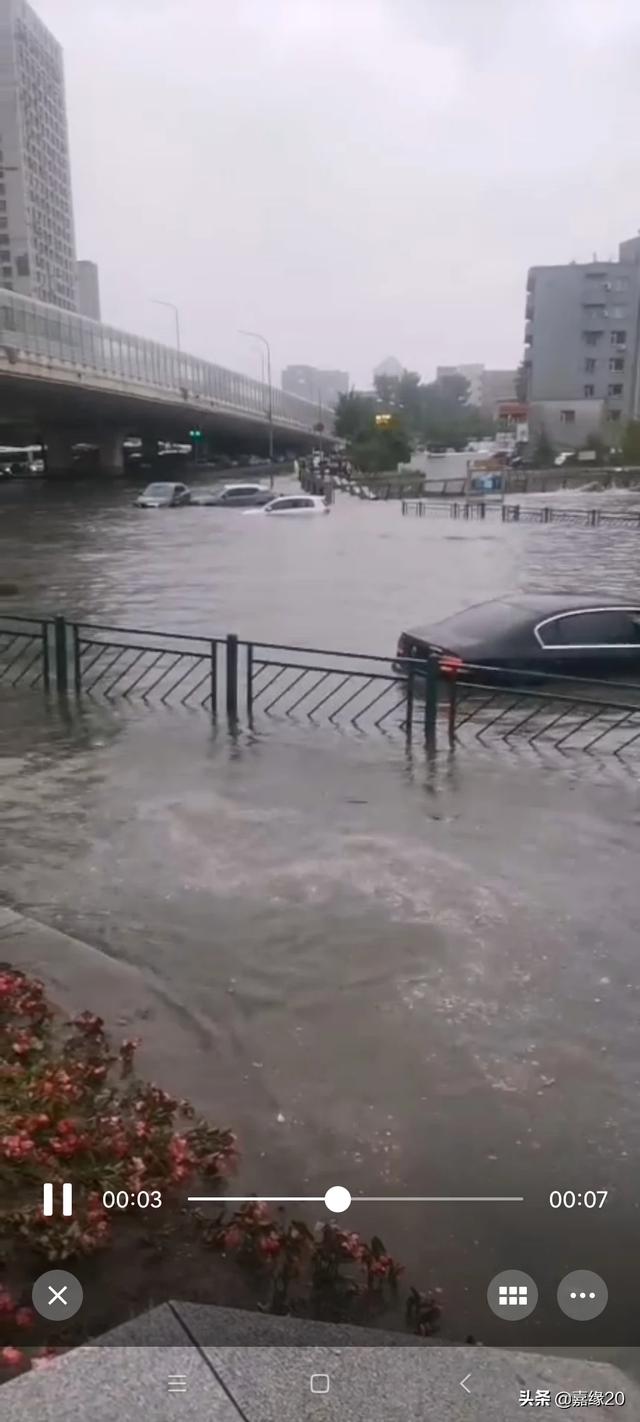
[611,330,627,346]
[560,409,576,424]
[584,358,596,373]
[608,384,623,397]
[613,277,629,291]
[582,331,603,346]
[609,306,628,319]
[609,357,625,372]
[584,384,595,398]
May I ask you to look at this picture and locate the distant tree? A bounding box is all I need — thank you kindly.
[335,391,375,442]
[533,429,554,467]
[622,420,640,465]
[353,425,411,473]
[583,432,606,462]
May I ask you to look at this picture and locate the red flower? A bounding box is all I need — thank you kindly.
[259,1235,282,1258]
[0,1289,15,1317]
[1,1132,36,1162]
[0,1346,26,1368]
[223,1226,243,1251]
[14,1307,36,1330]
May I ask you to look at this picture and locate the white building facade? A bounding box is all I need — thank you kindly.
[0,0,77,309]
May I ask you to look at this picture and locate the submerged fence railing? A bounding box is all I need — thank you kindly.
[402,498,640,527]
[2,611,640,756]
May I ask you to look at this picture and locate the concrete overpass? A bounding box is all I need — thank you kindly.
[0,291,335,473]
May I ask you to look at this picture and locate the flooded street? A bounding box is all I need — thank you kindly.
[1,474,640,1343]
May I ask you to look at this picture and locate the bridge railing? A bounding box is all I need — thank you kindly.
[0,291,326,434]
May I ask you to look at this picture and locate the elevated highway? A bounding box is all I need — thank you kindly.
[0,292,333,472]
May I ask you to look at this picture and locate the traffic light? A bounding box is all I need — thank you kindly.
[189,429,203,440]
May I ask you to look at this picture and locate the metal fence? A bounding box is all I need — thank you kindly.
[0,613,51,691]
[2,613,640,756]
[402,498,640,527]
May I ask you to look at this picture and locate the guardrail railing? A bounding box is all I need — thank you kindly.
[2,613,640,756]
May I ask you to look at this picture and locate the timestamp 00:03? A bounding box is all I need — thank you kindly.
[102,1190,163,1209]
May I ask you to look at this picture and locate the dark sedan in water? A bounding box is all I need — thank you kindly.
[190,483,273,507]
[396,595,640,681]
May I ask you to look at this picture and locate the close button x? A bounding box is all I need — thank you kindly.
[32,1269,83,1320]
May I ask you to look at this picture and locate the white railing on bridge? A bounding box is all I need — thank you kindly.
[0,291,329,434]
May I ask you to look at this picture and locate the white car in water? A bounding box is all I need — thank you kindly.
[249,494,330,517]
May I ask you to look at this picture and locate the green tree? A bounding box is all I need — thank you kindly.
[622,420,640,465]
[533,429,554,466]
[335,391,375,442]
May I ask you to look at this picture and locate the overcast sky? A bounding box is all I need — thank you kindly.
[37,0,640,386]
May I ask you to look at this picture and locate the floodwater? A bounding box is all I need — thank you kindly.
[1,473,640,1345]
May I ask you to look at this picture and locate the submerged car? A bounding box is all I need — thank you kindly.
[255,494,330,516]
[395,595,640,681]
[190,482,273,507]
[135,482,191,508]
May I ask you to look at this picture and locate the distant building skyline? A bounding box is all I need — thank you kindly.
[437,363,517,412]
[525,231,640,448]
[373,356,404,382]
[281,364,349,410]
[0,0,77,309]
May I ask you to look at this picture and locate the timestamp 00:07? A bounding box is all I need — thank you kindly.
[102,1190,163,1209]
[549,1190,609,1209]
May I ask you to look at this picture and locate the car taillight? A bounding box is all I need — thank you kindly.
[439,654,464,675]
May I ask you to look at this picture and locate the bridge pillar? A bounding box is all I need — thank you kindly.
[43,428,77,476]
[95,430,127,476]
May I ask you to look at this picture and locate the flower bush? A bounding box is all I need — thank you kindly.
[1,970,237,1266]
[0,968,441,1378]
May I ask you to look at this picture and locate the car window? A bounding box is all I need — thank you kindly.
[271,498,292,509]
[539,610,640,647]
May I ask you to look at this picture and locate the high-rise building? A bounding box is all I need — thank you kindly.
[436,363,517,411]
[281,365,349,410]
[0,0,77,309]
[76,259,101,320]
[524,234,640,448]
[374,356,403,381]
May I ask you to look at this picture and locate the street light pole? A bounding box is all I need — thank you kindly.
[239,328,273,464]
[152,298,181,354]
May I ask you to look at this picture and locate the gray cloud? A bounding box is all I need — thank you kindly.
[40,0,640,385]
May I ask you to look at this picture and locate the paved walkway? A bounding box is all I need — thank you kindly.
[1,1303,639,1421]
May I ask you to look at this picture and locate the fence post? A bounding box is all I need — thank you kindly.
[54,615,68,695]
[72,624,82,695]
[447,673,458,747]
[405,666,414,739]
[246,642,254,718]
[424,655,439,747]
[41,620,51,691]
[226,633,239,720]
[210,640,218,717]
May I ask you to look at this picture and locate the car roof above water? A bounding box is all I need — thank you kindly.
[405,595,638,648]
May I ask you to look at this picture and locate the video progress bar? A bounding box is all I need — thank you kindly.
[187,1189,525,1212]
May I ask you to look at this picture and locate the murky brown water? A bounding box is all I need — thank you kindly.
[1,474,639,1345]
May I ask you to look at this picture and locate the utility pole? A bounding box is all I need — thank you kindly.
[239,329,274,466]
